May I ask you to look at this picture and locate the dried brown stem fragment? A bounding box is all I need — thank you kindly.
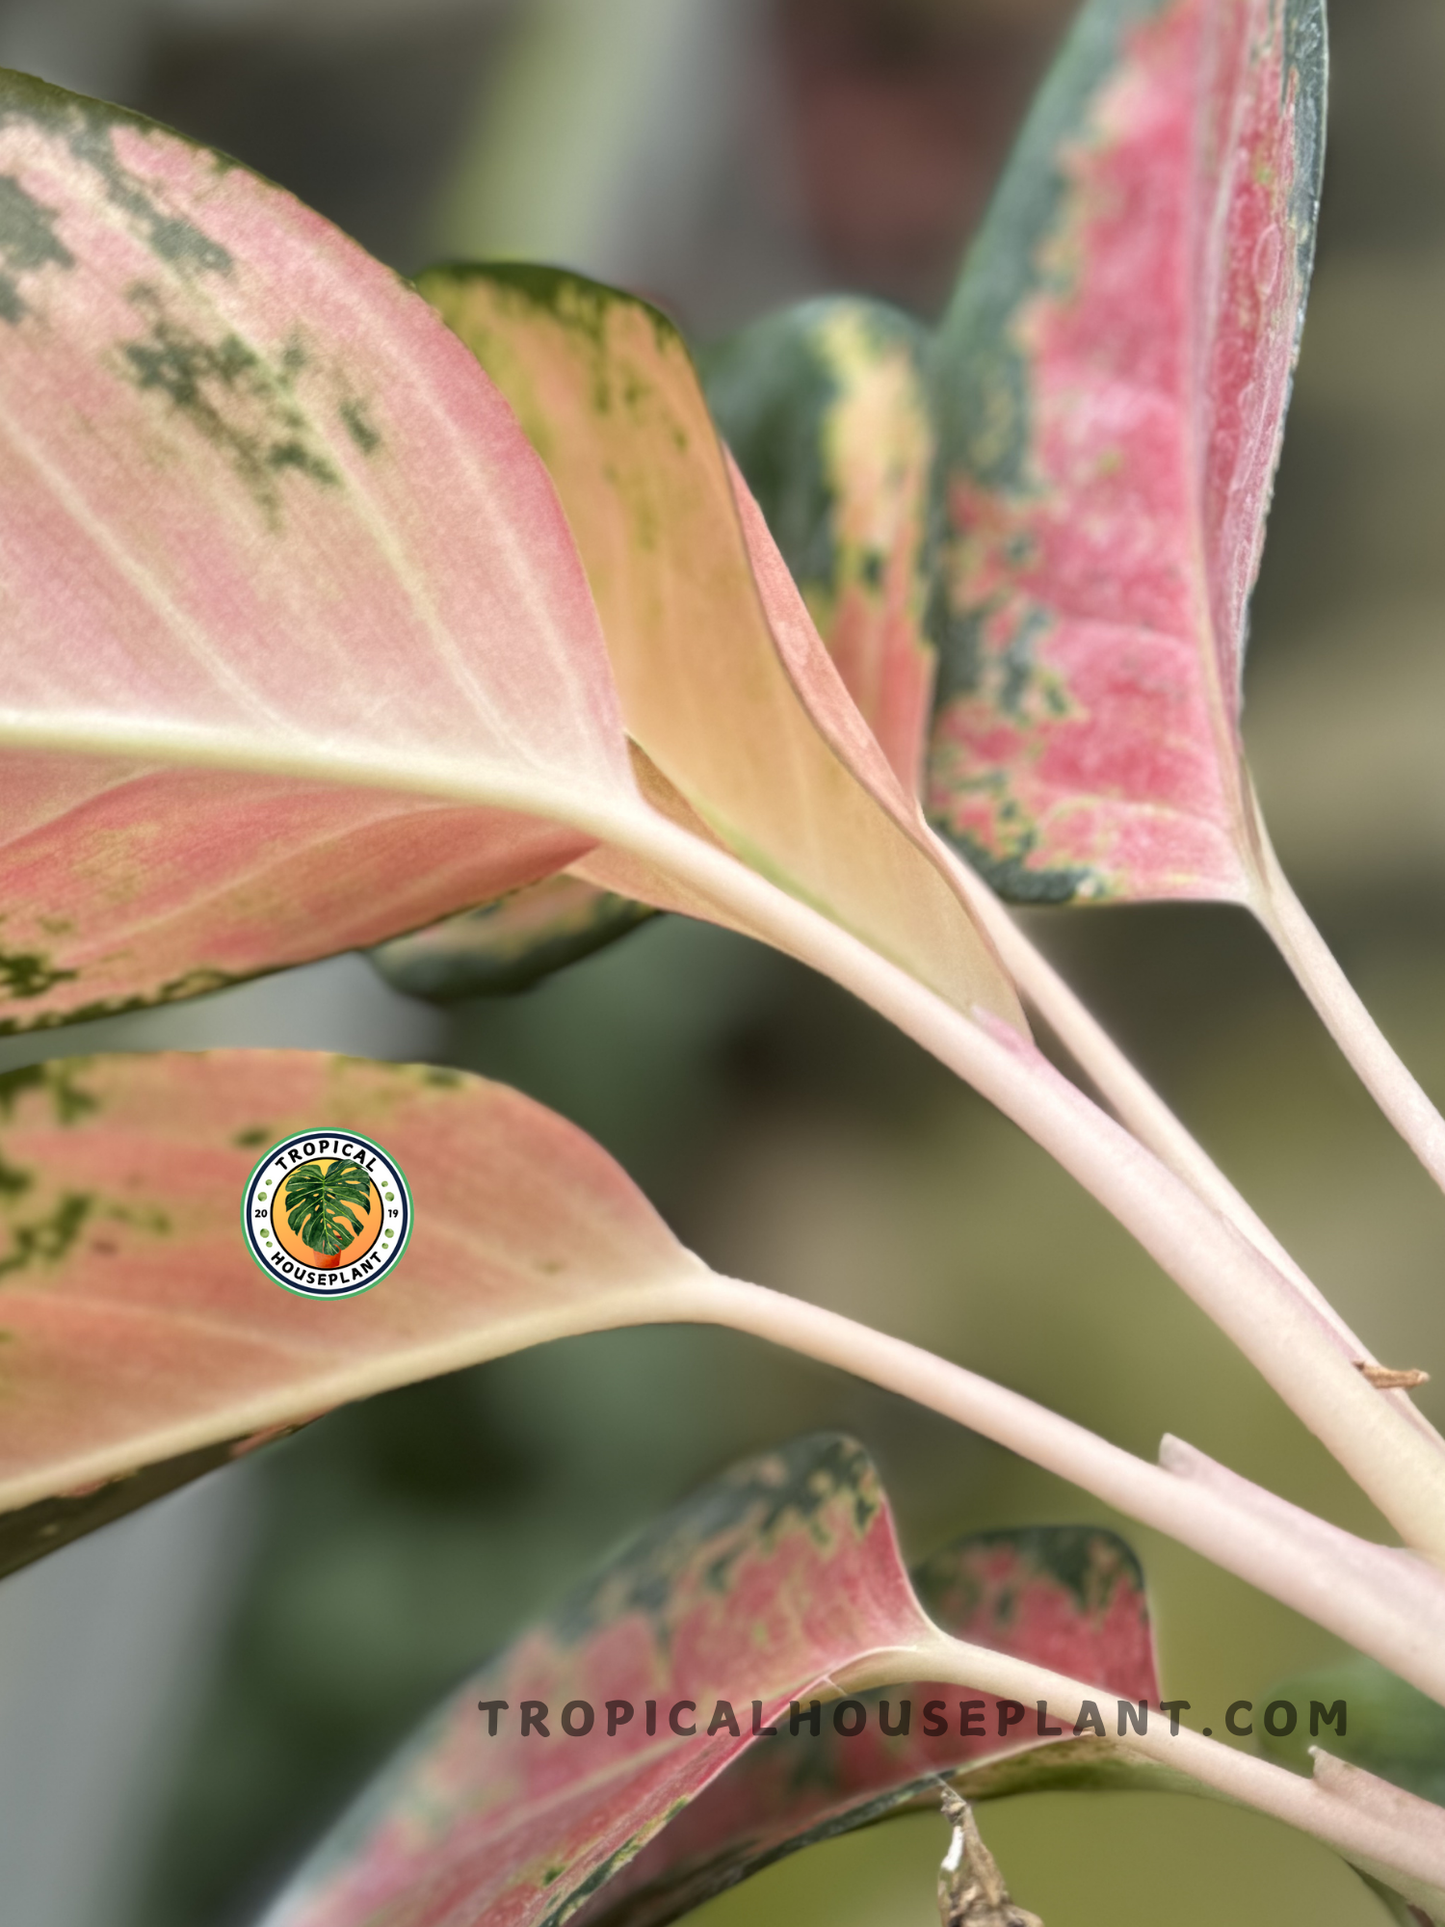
[1357,1363,1432,1391]
[938,1786,1043,1927]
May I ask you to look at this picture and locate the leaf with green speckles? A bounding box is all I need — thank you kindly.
[0,69,644,1033]
[922,0,1325,904]
[701,297,937,793]
[258,1455,1158,1927]
[369,873,657,1001]
[0,70,1022,1046]
[411,263,1022,1034]
[687,6,1443,1198]
[572,1525,1161,1927]
[0,1052,1125,1618]
[0,1049,724,1569]
[711,0,1325,912]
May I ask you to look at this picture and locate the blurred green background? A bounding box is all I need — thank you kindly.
[0,1,1441,1923]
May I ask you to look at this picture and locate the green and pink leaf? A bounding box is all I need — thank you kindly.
[573,1523,1159,1927]
[0,71,635,1030]
[0,1050,709,1574]
[701,299,937,792]
[260,1438,1158,1927]
[922,0,1325,904]
[0,80,1021,1035]
[412,264,1022,1028]
[368,876,656,1002]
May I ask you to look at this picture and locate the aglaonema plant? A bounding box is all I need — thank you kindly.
[0,0,1442,1919]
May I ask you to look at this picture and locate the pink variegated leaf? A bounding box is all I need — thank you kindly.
[383,293,944,1008]
[0,71,1022,1037]
[915,0,1445,1193]
[259,1438,1159,1927]
[0,72,650,1030]
[709,2,1445,1217]
[403,265,1022,1029]
[923,0,1325,903]
[572,1523,1161,1927]
[0,1050,718,1577]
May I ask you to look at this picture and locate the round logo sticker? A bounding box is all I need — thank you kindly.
[242,1130,412,1298]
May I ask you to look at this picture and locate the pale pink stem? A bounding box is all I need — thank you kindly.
[939,842,1445,1457]
[17,1265,1442,1702]
[842,1631,1445,1907]
[690,1275,1445,1708]
[590,806,1445,1562]
[1248,793,1445,1202]
[31,1260,1437,1708]
[22,721,1439,1562]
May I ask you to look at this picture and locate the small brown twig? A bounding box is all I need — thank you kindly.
[938,1785,1044,1927]
[1356,1361,1431,1391]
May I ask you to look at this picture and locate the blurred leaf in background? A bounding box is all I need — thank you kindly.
[1261,1655,1445,1805]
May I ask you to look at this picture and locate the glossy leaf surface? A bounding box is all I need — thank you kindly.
[701,298,937,792]
[924,0,1326,902]
[0,70,646,1031]
[369,876,656,1001]
[0,1050,709,1570]
[262,1437,1157,1927]
[413,265,1022,1029]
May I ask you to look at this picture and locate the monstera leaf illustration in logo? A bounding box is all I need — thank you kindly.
[283,1159,374,1265]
